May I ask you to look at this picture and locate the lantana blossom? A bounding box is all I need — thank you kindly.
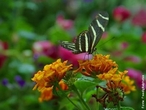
[74,54,135,94]
[32,59,72,101]
[74,54,118,76]
[32,54,135,105]
[38,80,68,102]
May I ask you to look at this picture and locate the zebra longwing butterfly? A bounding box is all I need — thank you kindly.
[60,11,109,54]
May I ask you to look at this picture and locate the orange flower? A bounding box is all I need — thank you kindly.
[74,54,117,76]
[74,54,135,94]
[32,59,72,102]
[32,59,72,90]
[39,86,53,102]
[39,80,68,102]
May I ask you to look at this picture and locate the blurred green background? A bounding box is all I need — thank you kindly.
[0,0,146,110]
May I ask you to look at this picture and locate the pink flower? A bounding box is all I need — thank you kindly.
[0,41,8,68]
[113,6,130,22]
[101,32,108,39]
[56,15,74,30]
[124,55,141,63]
[132,9,146,27]
[121,41,129,49]
[127,68,146,90]
[128,68,142,79]
[32,41,93,67]
[58,46,92,67]
[141,32,146,43]
[32,41,58,59]
[111,50,123,57]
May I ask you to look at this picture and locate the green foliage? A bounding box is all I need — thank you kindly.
[0,0,145,110]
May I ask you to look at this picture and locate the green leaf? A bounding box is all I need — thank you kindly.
[74,76,97,94]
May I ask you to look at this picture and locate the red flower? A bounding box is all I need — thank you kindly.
[0,41,8,68]
[113,6,130,22]
[141,32,146,43]
[56,15,74,30]
[132,9,146,27]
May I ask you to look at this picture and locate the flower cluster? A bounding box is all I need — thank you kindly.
[32,54,135,107]
[74,54,135,107]
[74,54,117,76]
[32,59,72,102]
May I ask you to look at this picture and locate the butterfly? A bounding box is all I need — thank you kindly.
[60,11,109,54]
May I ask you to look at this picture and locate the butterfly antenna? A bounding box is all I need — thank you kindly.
[98,36,116,48]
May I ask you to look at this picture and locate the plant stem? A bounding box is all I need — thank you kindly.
[72,85,91,110]
[117,101,121,110]
[65,95,80,110]
[97,87,100,110]
[55,83,80,110]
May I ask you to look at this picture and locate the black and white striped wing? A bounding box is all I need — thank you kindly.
[75,30,90,53]
[88,12,109,53]
[60,41,78,53]
[74,12,109,54]
[60,11,109,54]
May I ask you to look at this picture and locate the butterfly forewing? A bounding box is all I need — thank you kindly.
[88,12,109,53]
[60,11,109,54]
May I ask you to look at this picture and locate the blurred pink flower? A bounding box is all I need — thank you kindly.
[127,68,146,90]
[58,46,92,67]
[56,15,74,30]
[0,41,8,68]
[132,9,146,27]
[32,41,92,67]
[121,41,129,49]
[32,41,58,59]
[111,50,122,57]
[141,32,146,43]
[101,32,108,39]
[124,55,141,63]
[113,6,130,22]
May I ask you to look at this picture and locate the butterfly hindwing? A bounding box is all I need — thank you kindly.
[75,30,89,53]
[60,41,78,53]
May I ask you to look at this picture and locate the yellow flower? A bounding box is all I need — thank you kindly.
[119,76,136,94]
[32,59,72,102]
[93,69,135,107]
[74,54,117,76]
[98,68,135,94]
